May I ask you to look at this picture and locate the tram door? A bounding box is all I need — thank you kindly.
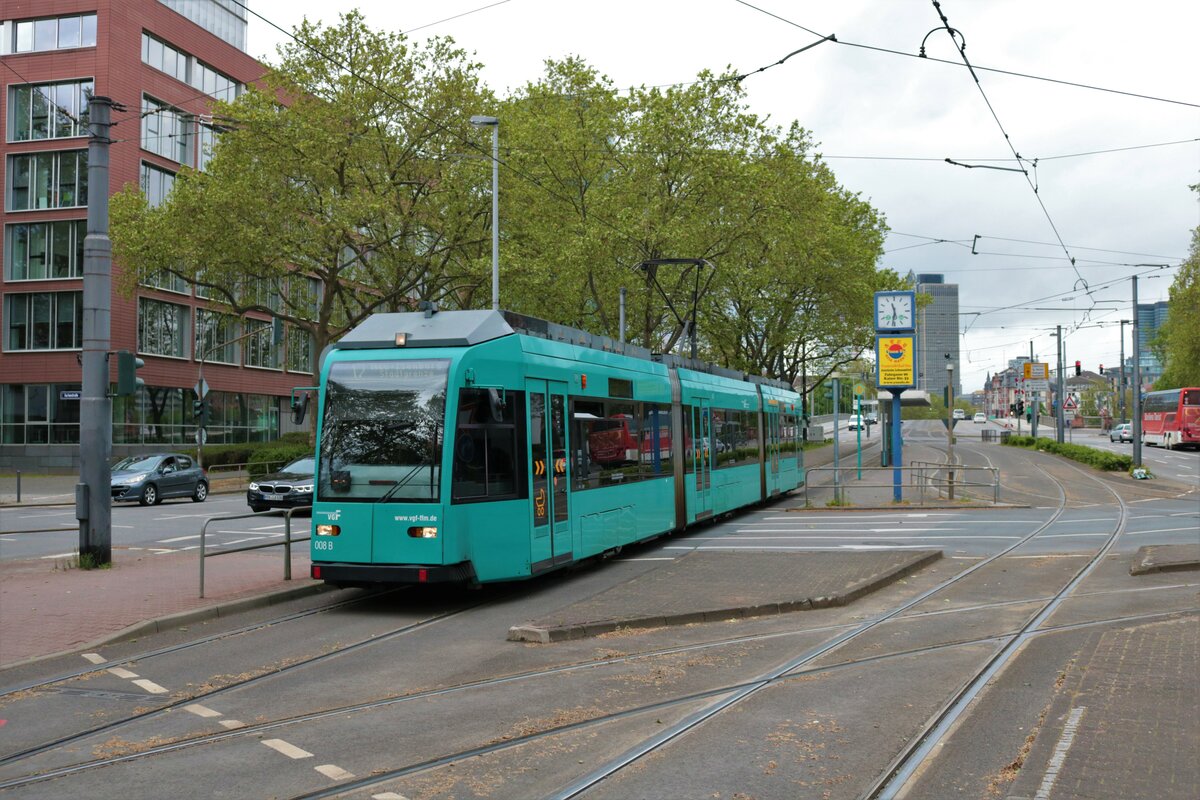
[527,379,572,570]
[766,406,782,495]
[693,400,713,519]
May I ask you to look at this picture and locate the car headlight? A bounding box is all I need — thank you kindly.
[128,473,148,484]
[295,484,313,493]
[249,482,259,491]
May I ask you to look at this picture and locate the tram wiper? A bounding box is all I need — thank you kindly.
[377,461,431,503]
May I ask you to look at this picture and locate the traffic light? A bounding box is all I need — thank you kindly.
[1074,360,1081,376]
[192,399,208,425]
[1009,403,1016,414]
[115,350,144,396]
[1099,364,1104,375]
[1017,400,1025,414]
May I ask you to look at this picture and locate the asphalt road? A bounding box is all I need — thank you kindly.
[0,492,304,562]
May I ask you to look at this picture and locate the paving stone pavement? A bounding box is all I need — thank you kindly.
[0,548,318,668]
[1005,615,1200,800]
[508,549,941,642]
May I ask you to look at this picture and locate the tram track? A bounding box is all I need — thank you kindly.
[0,599,480,770]
[1,584,1190,794]
[0,453,1183,799]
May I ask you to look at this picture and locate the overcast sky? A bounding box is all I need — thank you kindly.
[245,0,1199,391]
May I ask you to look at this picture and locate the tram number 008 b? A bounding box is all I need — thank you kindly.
[314,540,335,551]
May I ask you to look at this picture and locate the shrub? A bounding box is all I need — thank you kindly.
[1002,436,1132,471]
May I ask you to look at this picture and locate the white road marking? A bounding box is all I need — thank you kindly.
[615,557,676,561]
[1010,554,1091,559]
[81,653,106,665]
[1124,525,1200,535]
[1035,706,1087,800]
[149,549,177,554]
[132,679,169,694]
[372,793,410,800]
[154,513,225,520]
[1037,533,1111,538]
[251,523,286,530]
[219,719,246,729]
[107,667,138,679]
[157,534,202,543]
[315,764,355,780]
[215,537,265,546]
[39,552,77,559]
[184,704,221,718]
[263,739,313,759]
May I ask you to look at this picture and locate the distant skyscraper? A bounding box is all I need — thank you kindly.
[1135,300,1169,385]
[912,273,961,400]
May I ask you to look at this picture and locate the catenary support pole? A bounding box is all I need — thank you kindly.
[946,364,955,500]
[892,395,903,502]
[1119,319,1127,424]
[1056,325,1066,444]
[619,287,626,345]
[1132,277,1142,467]
[78,96,114,566]
[832,377,841,502]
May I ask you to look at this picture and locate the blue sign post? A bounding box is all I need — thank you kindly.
[874,291,917,503]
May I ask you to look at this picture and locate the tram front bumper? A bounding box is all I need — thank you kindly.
[311,561,476,585]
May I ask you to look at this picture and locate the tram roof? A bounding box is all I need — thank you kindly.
[331,309,794,392]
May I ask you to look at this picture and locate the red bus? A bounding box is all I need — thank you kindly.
[1141,387,1200,449]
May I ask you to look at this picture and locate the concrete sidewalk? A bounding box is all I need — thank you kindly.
[0,546,322,669]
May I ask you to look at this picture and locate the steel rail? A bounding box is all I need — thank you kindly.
[863,458,1131,799]
[3,585,1189,793]
[0,588,401,698]
[0,602,477,769]
[538,464,1075,800]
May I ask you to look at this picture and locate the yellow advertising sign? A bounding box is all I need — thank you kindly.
[877,336,916,388]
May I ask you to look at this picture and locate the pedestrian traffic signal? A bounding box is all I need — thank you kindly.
[1009,403,1016,414]
[115,350,144,396]
[1074,360,1081,376]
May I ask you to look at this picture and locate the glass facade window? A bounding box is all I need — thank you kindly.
[157,0,248,51]
[8,14,96,54]
[141,269,190,294]
[8,151,88,211]
[243,319,280,369]
[197,123,219,171]
[112,387,279,445]
[0,382,81,444]
[140,162,177,208]
[285,325,314,374]
[138,297,190,358]
[6,220,86,280]
[141,32,243,102]
[195,309,239,364]
[8,80,93,142]
[142,96,193,164]
[4,291,82,350]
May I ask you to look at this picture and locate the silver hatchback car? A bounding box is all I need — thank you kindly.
[1110,423,1133,443]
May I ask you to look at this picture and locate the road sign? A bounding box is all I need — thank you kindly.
[194,378,209,399]
[59,390,81,400]
[1063,395,1078,411]
[853,382,866,396]
[1024,362,1049,380]
[1025,379,1050,392]
[195,428,208,445]
[940,418,960,430]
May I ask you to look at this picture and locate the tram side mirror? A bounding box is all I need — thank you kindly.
[291,393,310,425]
[488,388,506,422]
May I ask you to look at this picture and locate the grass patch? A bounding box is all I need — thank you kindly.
[76,552,112,570]
[1002,435,1132,471]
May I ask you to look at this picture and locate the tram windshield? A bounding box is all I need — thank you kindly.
[318,359,449,502]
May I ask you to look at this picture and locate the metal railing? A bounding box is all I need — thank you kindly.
[199,506,311,597]
[803,464,1000,506]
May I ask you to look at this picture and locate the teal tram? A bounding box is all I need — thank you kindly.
[306,309,805,586]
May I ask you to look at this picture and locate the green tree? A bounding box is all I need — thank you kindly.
[111,12,492,372]
[1152,185,1200,389]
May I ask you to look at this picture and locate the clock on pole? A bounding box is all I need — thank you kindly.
[874,291,915,332]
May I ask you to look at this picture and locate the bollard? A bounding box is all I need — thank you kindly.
[16,470,20,503]
[284,509,293,581]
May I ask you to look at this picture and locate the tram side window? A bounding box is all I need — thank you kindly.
[638,403,672,478]
[713,408,758,468]
[451,388,526,502]
[571,397,654,490]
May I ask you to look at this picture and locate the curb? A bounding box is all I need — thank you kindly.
[1129,544,1200,577]
[0,581,334,672]
[508,550,942,643]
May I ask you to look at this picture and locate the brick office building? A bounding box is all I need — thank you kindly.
[1,1,312,470]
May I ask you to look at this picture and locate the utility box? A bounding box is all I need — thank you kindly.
[805,424,827,441]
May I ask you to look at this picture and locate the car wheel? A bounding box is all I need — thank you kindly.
[192,481,208,502]
[140,483,159,506]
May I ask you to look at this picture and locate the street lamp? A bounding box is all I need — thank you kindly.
[470,115,500,311]
[946,362,955,500]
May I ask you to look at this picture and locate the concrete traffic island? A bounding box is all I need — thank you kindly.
[507,549,941,643]
[1130,544,1200,576]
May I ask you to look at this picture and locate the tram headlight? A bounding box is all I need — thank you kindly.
[408,526,438,539]
[316,524,341,536]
